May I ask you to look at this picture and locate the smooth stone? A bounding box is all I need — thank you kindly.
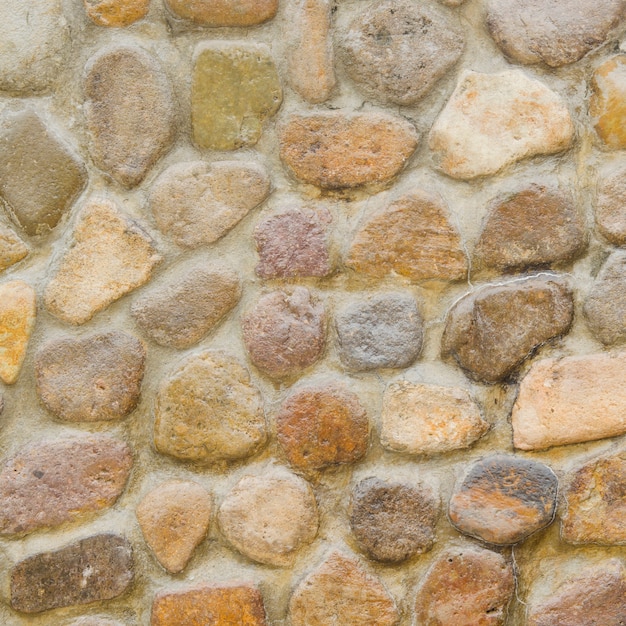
[591,56,626,149]
[165,0,277,26]
[83,0,150,26]
[0,223,28,272]
[596,162,626,244]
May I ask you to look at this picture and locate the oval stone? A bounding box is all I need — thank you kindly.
[84,0,150,26]
[596,162,626,245]
[165,0,277,26]
[591,56,626,150]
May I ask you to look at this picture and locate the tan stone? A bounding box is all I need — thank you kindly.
[165,0,277,26]
[69,618,124,626]
[84,0,150,26]
[591,56,626,149]
[0,223,27,272]
[596,162,626,245]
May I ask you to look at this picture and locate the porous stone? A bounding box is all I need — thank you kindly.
[154,351,266,464]
[279,112,418,189]
[591,56,626,149]
[165,0,277,26]
[596,163,626,244]
[11,534,133,613]
[340,0,464,105]
[35,331,146,422]
[429,70,574,179]
[137,480,212,573]
[448,455,558,545]
[150,160,271,248]
[84,45,175,187]
[192,43,282,150]
[275,384,369,472]
[44,198,161,325]
[346,190,467,282]
[0,434,132,536]
[441,276,574,383]
[84,0,150,26]
[0,223,27,272]
[218,468,318,566]
[380,382,488,456]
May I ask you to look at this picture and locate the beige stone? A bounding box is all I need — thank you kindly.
[0,224,27,272]
[84,0,150,26]
[165,0,277,26]
[590,56,626,150]
[596,162,626,245]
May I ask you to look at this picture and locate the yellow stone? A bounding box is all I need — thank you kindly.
[590,56,626,149]
[83,0,150,27]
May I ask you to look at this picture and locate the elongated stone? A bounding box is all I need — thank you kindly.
[591,56,626,150]
[0,223,27,272]
[84,0,150,26]
[69,618,124,626]
[596,163,626,244]
[165,0,277,26]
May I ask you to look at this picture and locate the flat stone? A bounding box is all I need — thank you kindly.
[0,223,27,272]
[275,384,369,472]
[591,56,626,150]
[350,478,439,563]
[289,552,399,626]
[44,198,161,325]
[11,534,133,613]
[380,382,488,456]
[131,265,241,349]
[68,618,124,626]
[242,287,326,379]
[0,434,132,536]
[414,546,515,626]
[35,331,145,422]
[150,160,270,248]
[84,45,175,187]
[0,109,87,236]
[218,468,318,566]
[512,352,626,450]
[596,163,626,244]
[487,0,624,67]
[154,351,266,464]
[430,70,574,180]
[165,0,277,26]
[279,112,418,189]
[448,455,558,545]
[346,190,468,282]
[192,43,282,150]
[339,0,464,105]
[255,207,332,279]
[137,480,211,573]
[84,0,150,26]
[441,276,574,383]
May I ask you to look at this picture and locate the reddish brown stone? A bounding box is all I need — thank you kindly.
[84,0,150,26]
[165,0,277,26]
[596,163,626,245]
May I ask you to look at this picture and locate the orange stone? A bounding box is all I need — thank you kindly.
[83,0,150,27]
[591,56,626,149]
[165,0,277,26]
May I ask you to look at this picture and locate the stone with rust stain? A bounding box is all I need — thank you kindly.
[591,56,626,149]
[84,0,150,26]
[0,223,27,272]
[165,0,277,26]
[596,163,626,244]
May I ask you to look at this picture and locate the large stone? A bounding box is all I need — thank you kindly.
[44,198,161,325]
[0,434,132,536]
[192,43,282,150]
[430,70,573,180]
[279,112,418,189]
[596,163,626,244]
[441,276,574,383]
[83,0,150,26]
[84,45,175,187]
[165,0,277,26]
[0,223,27,272]
[591,56,626,149]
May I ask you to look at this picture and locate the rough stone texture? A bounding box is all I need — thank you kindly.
[84,45,175,188]
[591,56,626,149]
[150,160,271,248]
[441,276,574,383]
[346,190,468,282]
[131,265,242,349]
[84,0,150,26]
[0,434,132,536]
[242,287,325,379]
[430,70,574,180]
[275,384,369,472]
[137,480,212,573]
[279,112,418,189]
[69,618,124,626]
[154,351,266,464]
[596,163,626,244]
[448,455,558,545]
[340,0,464,106]
[165,0,277,26]
[0,223,27,272]
[289,552,399,626]
[380,382,488,456]
[218,468,318,566]
[11,534,134,613]
[335,292,423,370]
[349,477,439,563]
[192,43,282,150]
[35,331,146,422]
[44,198,161,325]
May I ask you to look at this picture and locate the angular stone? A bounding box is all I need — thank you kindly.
[335,293,423,370]
[276,384,369,472]
[192,43,282,150]
[441,276,573,383]
[137,480,211,573]
[449,455,558,545]
[44,198,161,325]
[84,0,150,26]
[350,478,439,563]
[596,163,626,244]
[218,468,318,566]
[131,266,241,349]
[415,546,515,626]
[289,552,399,626]
[0,223,27,272]
[84,45,175,187]
[512,352,626,450]
[154,351,266,464]
[279,112,418,189]
[340,0,464,105]
[430,70,574,180]
[11,534,133,613]
[346,190,467,282]
[242,287,325,379]
[150,160,270,248]
[487,0,624,67]
[591,56,626,149]
[165,0,277,26]
[68,618,124,626]
[380,382,488,456]
[0,434,132,536]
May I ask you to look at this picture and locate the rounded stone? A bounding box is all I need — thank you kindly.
[0,223,28,273]
[596,163,626,244]
[83,0,150,26]
[165,0,277,26]
[591,56,626,149]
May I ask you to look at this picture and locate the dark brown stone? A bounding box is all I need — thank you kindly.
[596,163,626,245]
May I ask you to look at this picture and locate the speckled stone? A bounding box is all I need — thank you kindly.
[591,56,626,149]
[0,223,27,272]
[596,163,626,244]
[165,0,277,26]
[83,0,150,26]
